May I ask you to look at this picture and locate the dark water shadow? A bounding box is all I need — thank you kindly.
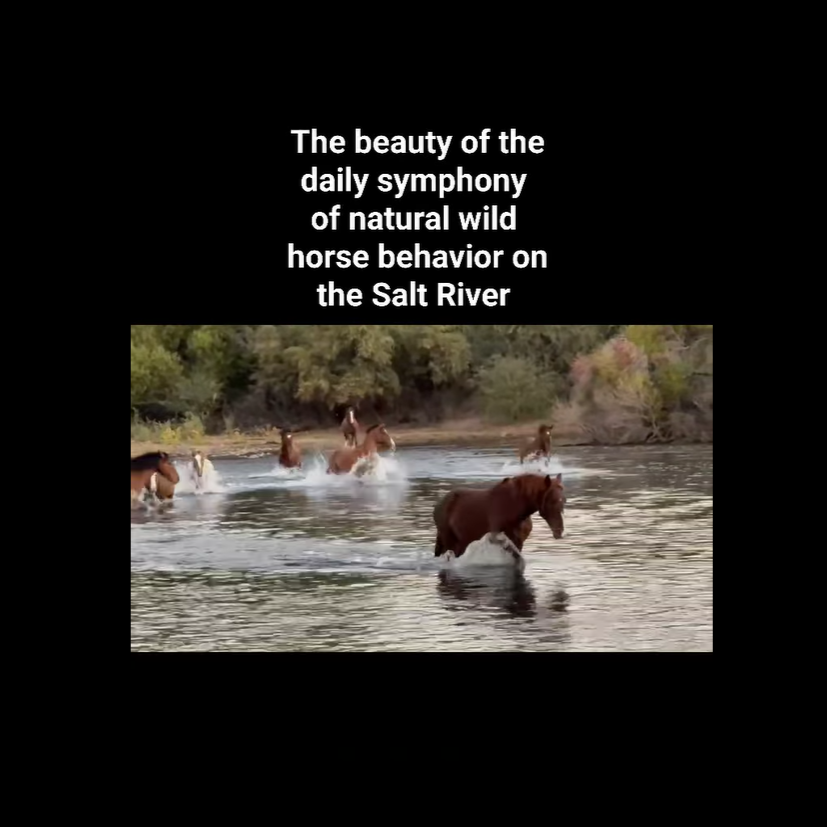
[437,568,539,619]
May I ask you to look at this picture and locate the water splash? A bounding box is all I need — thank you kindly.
[284,453,410,490]
[173,460,226,496]
[498,455,567,478]
[442,533,526,573]
[252,464,306,480]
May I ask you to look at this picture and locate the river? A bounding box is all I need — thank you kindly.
[131,444,713,652]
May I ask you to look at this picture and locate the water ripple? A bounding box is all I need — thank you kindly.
[131,444,712,651]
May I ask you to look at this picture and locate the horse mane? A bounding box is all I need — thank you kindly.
[510,473,558,504]
[131,451,169,471]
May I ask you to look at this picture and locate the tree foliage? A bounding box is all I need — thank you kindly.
[130,324,712,440]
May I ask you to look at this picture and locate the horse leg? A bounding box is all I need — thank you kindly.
[452,539,471,559]
[500,530,525,560]
[434,526,459,558]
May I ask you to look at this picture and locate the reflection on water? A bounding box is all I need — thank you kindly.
[437,568,539,619]
[131,445,713,651]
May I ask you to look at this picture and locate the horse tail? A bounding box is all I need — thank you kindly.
[434,533,446,558]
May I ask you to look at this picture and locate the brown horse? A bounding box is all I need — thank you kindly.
[341,407,359,448]
[519,425,555,464]
[433,473,566,561]
[131,452,180,503]
[277,427,302,469]
[327,423,396,475]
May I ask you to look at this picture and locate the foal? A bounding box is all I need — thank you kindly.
[519,425,554,464]
[341,407,359,448]
[278,428,302,469]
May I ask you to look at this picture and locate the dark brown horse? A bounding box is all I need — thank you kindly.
[341,407,359,448]
[518,425,555,464]
[277,427,302,469]
[327,424,396,475]
[131,451,180,503]
[433,473,566,561]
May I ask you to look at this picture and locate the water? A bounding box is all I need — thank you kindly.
[131,445,713,651]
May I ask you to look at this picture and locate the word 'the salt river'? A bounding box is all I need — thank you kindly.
[317,281,512,308]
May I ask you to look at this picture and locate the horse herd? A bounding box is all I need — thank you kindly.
[130,411,566,564]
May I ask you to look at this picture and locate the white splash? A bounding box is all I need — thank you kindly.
[299,453,409,489]
[173,459,225,495]
[499,455,566,478]
[442,533,526,573]
[260,464,306,480]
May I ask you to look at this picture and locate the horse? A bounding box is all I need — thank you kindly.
[341,407,359,448]
[191,450,215,490]
[327,423,396,475]
[148,472,177,501]
[131,451,180,503]
[519,425,555,464]
[433,473,566,561]
[277,427,302,469]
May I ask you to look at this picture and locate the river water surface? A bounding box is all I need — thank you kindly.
[130,444,713,652]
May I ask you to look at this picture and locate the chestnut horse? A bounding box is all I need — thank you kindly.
[341,407,359,448]
[277,427,302,469]
[131,452,180,502]
[433,473,566,561]
[327,424,396,475]
[433,478,536,561]
[519,425,555,464]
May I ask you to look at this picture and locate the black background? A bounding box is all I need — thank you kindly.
[116,102,719,726]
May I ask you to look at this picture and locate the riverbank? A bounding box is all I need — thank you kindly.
[130,418,710,460]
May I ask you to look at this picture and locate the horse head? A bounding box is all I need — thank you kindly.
[538,474,566,539]
[158,452,180,485]
[132,451,179,484]
[508,473,564,539]
[538,424,554,448]
[365,423,396,453]
[192,450,205,477]
[277,426,294,446]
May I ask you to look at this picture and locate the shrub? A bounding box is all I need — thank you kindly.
[477,356,559,424]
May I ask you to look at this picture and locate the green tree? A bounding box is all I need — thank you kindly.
[478,356,557,423]
[130,341,183,408]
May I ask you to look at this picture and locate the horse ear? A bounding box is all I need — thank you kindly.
[556,473,563,484]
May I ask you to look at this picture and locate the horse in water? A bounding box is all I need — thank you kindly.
[519,425,555,464]
[191,450,215,491]
[341,407,359,448]
[327,423,396,475]
[131,451,180,503]
[433,473,566,562]
[277,427,302,469]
